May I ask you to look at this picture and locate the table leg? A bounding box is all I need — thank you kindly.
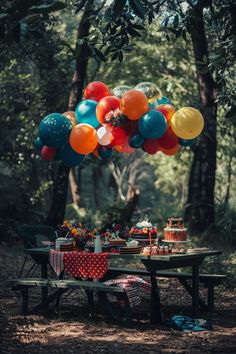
[150,272,164,325]
[41,262,48,303]
[192,264,199,317]
[18,254,28,278]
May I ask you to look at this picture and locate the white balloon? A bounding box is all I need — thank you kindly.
[96,126,112,146]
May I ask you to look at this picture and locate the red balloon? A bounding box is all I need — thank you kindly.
[41,146,57,160]
[110,127,127,145]
[143,138,160,155]
[157,127,178,150]
[121,135,135,153]
[84,81,110,102]
[92,146,100,158]
[156,104,176,126]
[161,144,180,156]
[96,96,120,125]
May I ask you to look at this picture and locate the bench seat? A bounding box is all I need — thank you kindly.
[106,267,226,311]
[107,267,226,284]
[8,278,131,324]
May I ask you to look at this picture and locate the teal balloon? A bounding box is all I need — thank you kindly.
[75,99,99,128]
[34,137,44,150]
[156,96,172,105]
[138,110,167,139]
[129,134,144,148]
[60,144,85,167]
[39,113,72,148]
[98,147,113,160]
[179,138,196,147]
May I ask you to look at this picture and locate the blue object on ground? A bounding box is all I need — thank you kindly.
[166,315,212,332]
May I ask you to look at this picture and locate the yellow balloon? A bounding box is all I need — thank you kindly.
[171,107,204,139]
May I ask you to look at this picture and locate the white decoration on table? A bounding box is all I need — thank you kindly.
[56,237,67,250]
[136,215,153,228]
[94,233,102,253]
[126,240,139,247]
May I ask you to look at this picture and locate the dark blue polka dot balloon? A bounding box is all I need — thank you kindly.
[39,113,72,148]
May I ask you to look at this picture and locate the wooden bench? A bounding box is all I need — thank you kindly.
[8,278,132,325]
[106,267,227,312]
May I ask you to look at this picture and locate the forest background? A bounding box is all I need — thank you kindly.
[0,0,235,256]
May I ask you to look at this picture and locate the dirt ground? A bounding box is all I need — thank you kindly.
[0,241,236,354]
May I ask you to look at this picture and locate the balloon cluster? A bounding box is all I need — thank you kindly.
[35,81,204,167]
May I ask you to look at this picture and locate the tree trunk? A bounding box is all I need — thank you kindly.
[121,187,140,224]
[45,164,70,227]
[92,164,101,210]
[45,2,92,227]
[69,169,80,205]
[185,4,217,233]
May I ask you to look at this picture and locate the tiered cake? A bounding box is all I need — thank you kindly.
[129,217,157,240]
[164,217,187,242]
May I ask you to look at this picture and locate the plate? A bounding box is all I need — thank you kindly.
[120,246,142,254]
[41,241,55,246]
[162,240,190,243]
[172,251,186,254]
[187,248,209,254]
[109,239,126,246]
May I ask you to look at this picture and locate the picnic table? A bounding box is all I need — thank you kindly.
[10,247,222,325]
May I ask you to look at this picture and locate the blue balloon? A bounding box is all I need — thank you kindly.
[156,96,172,105]
[98,147,113,160]
[39,113,72,148]
[179,138,196,147]
[60,144,85,167]
[75,99,99,128]
[54,150,62,161]
[34,137,44,150]
[138,110,167,139]
[129,134,145,148]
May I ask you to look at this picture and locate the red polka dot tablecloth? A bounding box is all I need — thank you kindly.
[49,250,108,279]
[64,251,108,279]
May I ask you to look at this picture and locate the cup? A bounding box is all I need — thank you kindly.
[56,237,67,250]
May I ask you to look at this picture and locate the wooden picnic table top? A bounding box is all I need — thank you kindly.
[24,247,222,262]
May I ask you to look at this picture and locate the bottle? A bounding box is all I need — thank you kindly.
[94,233,102,253]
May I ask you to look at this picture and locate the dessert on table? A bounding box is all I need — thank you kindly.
[164,217,188,242]
[129,216,157,240]
[108,236,126,246]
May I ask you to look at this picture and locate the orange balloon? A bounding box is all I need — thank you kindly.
[161,144,180,156]
[156,104,176,126]
[63,111,77,126]
[115,145,123,153]
[69,123,98,155]
[120,90,149,120]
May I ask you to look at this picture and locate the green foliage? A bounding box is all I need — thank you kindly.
[0,2,74,222]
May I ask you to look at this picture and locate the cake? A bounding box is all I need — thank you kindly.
[164,217,187,242]
[129,217,157,240]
